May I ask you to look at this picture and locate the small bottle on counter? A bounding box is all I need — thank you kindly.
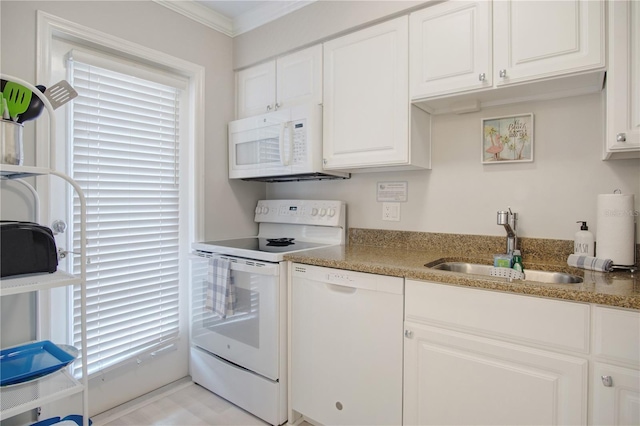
[512,250,524,272]
[574,221,594,256]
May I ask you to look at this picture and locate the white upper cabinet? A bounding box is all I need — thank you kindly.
[323,16,431,171]
[236,61,276,119]
[411,0,605,114]
[493,0,604,85]
[236,45,322,119]
[410,1,492,98]
[604,0,640,159]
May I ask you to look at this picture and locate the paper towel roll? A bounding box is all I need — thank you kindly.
[596,193,636,265]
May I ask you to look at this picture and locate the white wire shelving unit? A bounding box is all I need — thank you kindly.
[0,74,89,426]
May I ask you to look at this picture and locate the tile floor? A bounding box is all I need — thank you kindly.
[92,380,270,426]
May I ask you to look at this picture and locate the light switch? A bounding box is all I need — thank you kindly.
[382,202,400,221]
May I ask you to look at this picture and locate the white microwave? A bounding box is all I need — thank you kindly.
[228,104,349,182]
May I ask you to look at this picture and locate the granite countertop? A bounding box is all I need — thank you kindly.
[284,243,640,310]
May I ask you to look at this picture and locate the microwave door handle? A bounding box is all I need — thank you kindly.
[279,122,286,166]
[284,122,294,166]
[278,122,294,166]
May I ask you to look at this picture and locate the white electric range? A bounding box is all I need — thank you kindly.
[190,200,346,426]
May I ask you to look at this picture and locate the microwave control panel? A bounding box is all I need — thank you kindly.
[291,120,307,165]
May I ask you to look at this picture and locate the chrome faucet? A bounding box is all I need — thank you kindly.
[497,208,518,255]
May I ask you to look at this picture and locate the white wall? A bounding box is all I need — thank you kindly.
[234,1,640,243]
[269,93,640,241]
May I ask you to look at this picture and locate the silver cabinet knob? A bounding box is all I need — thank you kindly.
[601,375,613,387]
[479,73,486,82]
[323,158,327,165]
[405,330,413,338]
[499,69,507,78]
[616,133,627,142]
[266,105,272,112]
[275,102,280,111]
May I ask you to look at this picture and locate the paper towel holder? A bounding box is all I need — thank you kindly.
[608,216,637,273]
[598,189,638,273]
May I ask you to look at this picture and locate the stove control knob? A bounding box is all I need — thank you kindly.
[261,206,269,214]
[311,208,319,216]
[319,208,327,217]
[255,206,261,215]
[327,208,336,217]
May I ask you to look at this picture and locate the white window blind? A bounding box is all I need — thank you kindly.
[69,57,182,377]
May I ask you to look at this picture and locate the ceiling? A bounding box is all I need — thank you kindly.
[198,1,272,19]
[154,0,316,37]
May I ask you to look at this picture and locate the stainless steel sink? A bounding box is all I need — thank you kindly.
[429,262,583,284]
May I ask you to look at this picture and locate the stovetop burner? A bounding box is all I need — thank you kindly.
[266,238,295,247]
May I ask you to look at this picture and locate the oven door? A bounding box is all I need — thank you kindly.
[190,253,283,381]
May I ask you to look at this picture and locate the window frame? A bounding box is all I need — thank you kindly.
[35,11,204,411]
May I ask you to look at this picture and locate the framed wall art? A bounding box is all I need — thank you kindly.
[482,113,534,164]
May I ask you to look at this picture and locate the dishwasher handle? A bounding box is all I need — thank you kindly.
[325,282,357,294]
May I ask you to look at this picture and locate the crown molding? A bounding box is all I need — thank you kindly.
[234,1,316,35]
[153,0,234,37]
[154,0,316,37]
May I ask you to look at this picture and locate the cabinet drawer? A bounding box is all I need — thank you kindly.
[405,280,590,353]
[593,306,640,367]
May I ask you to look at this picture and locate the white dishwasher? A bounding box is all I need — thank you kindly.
[290,263,404,425]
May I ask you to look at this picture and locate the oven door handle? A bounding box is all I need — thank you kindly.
[190,254,280,276]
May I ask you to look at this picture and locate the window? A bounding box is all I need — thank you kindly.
[68,54,185,376]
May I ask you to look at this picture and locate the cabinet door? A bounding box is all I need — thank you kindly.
[323,16,409,169]
[236,61,276,119]
[493,0,604,86]
[276,44,322,110]
[592,363,640,426]
[592,306,640,368]
[605,0,640,158]
[410,1,492,99]
[403,322,588,425]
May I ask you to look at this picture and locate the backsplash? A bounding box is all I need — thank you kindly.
[348,228,640,267]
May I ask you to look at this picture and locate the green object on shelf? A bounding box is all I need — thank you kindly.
[3,81,33,120]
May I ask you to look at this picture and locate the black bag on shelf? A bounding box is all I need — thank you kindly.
[0,221,58,277]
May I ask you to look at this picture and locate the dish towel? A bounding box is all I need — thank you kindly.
[205,257,236,318]
[567,254,613,272]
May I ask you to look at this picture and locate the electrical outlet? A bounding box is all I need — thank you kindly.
[382,202,400,221]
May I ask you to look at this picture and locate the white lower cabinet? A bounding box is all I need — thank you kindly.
[403,322,588,425]
[592,362,640,425]
[288,272,639,425]
[591,306,640,425]
[403,279,589,425]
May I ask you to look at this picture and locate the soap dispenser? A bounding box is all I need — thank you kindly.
[574,221,594,256]
[512,250,524,273]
